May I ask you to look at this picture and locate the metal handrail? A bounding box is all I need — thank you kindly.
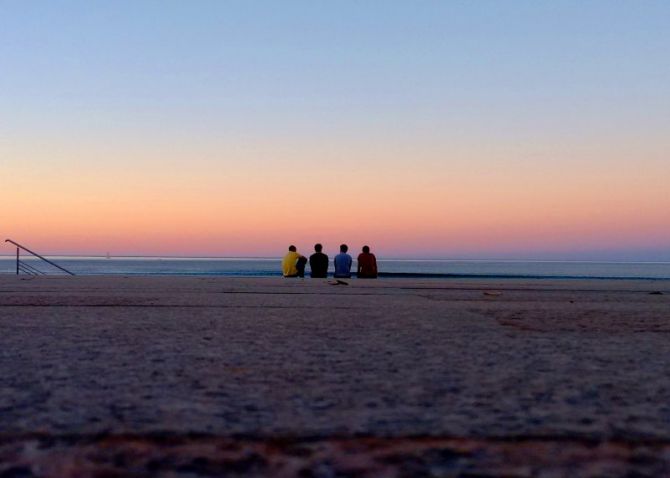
[18,261,45,275]
[5,239,75,276]
[18,263,37,276]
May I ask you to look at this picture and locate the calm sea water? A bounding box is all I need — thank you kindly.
[0,257,669,279]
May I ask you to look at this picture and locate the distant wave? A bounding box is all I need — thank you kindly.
[55,271,670,280]
[377,272,670,280]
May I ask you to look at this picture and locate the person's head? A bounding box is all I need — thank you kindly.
[288,245,296,252]
[362,245,370,254]
[314,243,323,252]
[340,244,348,253]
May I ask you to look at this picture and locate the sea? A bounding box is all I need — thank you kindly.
[1,256,669,280]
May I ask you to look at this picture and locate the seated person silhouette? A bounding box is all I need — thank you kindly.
[333,244,352,278]
[357,245,378,278]
[282,245,306,278]
[309,243,329,278]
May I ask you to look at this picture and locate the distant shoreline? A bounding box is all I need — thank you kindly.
[1,271,668,281]
[2,257,669,280]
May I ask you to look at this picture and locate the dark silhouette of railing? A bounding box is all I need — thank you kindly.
[5,239,75,276]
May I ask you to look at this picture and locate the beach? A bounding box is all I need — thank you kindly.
[1,275,669,476]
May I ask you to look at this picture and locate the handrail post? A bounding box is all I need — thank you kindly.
[16,247,19,275]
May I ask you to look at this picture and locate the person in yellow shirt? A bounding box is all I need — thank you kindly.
[282,245,306,278]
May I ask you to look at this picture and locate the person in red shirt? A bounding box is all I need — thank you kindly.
[357,245,378,279]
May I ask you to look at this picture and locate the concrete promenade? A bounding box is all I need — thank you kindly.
[0,275,669,476]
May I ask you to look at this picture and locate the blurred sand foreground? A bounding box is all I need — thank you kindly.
[0,275,669,476]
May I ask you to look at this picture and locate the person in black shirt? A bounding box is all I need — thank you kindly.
[309,243,329,278]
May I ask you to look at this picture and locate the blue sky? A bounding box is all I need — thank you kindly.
[3,1,668,138]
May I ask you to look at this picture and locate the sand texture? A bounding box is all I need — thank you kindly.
[0,275,669,476]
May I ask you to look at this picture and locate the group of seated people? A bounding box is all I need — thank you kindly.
[282,243,378,279]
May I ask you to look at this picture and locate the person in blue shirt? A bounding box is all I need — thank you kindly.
[333,244,352,278]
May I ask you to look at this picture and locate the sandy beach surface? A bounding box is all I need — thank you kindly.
[1,275,669,476]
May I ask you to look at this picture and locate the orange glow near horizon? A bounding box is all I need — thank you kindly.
[3,134,669,259]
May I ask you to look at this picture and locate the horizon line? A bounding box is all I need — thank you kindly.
[1,254,669,265]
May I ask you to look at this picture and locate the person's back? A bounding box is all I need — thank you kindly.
[357,245,378,279]
[282,245,305,277]
[309,243,329,278]
[333,244,352,278]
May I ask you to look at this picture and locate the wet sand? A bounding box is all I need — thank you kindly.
[1,275,669,476]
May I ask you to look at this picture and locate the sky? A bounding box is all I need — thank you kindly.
[1,1,669,260]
